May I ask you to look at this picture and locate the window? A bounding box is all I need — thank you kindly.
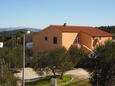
[53,37,57,44]
[45,36,48,41]
[76,37,80,44]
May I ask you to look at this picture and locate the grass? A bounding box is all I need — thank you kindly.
[25,75,71,86]
[25,75,91,86]
[64,79,91,86]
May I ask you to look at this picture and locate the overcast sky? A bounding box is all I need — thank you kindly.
[0,0,115,29]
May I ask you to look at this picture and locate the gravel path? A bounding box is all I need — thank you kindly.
[15,68,90,80]
[15,68,90,86]
[65,68,90,80]
[14,67,40,80]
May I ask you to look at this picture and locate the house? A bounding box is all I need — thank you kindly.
[33,24,112,55]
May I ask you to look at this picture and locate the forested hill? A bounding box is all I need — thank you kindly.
[0,27,40,32]
[97,26,115,39]
[97,26,115,34]
[0,28,40,47]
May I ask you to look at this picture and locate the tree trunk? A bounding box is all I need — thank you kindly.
[51,68,56,78]
[60,72,64,80]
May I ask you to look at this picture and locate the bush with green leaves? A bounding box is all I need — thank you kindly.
[0,58,17,86]
[0,46,23,68]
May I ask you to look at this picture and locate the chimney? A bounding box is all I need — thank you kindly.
[63,23,67,27]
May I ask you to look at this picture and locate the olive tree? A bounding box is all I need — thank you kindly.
[32,47,73,79]
[90,42,115,86]
[67,46,86,67]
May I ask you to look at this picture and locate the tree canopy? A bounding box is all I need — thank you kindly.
[90,42,115,86]
[67,46,86,67]
[32,47,73,79]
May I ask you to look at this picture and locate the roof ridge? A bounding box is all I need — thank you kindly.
[50,25,94,28]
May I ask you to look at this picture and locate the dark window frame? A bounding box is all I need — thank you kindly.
[44,36,48,41]
[53,37,57,44]
[76,37,80,44]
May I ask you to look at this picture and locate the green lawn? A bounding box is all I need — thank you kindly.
[25,75,91,86]
[25,75,71,86]
[64,79,91,86]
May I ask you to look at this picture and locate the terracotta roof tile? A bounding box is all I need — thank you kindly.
[45,25,112,37]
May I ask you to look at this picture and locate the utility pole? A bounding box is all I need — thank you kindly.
[22,34,25,86]
[22,31,31,86]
